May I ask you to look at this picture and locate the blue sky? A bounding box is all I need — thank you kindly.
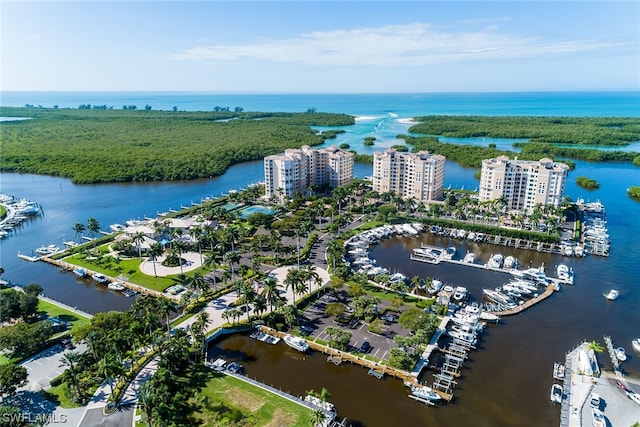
[2,1,639,92]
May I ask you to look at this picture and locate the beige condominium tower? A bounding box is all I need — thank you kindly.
[479,156,569,213]
[264,145,354,202]
[372,149,446,202]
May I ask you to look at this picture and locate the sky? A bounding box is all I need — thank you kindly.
[1,1,639,93]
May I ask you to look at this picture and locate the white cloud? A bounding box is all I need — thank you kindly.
[167,22,632,67]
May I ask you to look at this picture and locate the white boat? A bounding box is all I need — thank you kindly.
[110,223,125,232]
[448,330,477,345]
[427,279,443,294]
[91,273,109,284]
[503,255,518,269]
[463,252,476,264]
[486,254,503,269]
[443,246,456,260]
[632,338,640,353]
[408,384,441,401]
[616,346,627,362]
[108,282,125,291]
[556,264,573,282]
[550,384,562,403]
[283,334,308,353]
[304,394,335,412]
[553,362,565,380]
[591,408,606,427]
[483,288,514,306]
[73,268,88,278]
[479,311,500,322]
[603,289,619,300]
[452,286,468,302]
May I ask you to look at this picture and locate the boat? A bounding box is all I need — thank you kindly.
[427,279,443,294]
[452,286,468,302]
[443,246,456,260]
[122,289,137,298]
[589,392,601,409]
[550,384,562,403]
[408,384,441,401]
[462,252,476,264]
[304,394,335,412]
[283,334,308,352]
[479,311,500,322]
[483,288,514,306]
[632,338,640,353]
[108,282,125,291]
[91,273,109,284]
[591,408,606,427]
[110,223,125,232]
[486,254,503,269]
[615,346,627,362]
[556,264,573,282]
[73,268,88,278]
[503,255,518,269]
[553,362,565,380]
[603,289,619,300]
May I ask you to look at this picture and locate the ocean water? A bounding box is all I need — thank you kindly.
[1,91,639,426]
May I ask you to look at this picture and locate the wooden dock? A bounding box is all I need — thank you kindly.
[492,285,555,316]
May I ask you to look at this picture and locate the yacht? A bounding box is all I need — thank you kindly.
[452,286,468,302]
[108,282,125,291]
[483,288,515,306]
[503,255,518,269]
[448,330,477,345]
[91,273,109,284]
[556,264,573,282]
[550,384,562,403]
[110,223,125,232]
[408,384,441,401]
[553,362,565,380]
[616,347,627,362]
[486,254,504,269]
[479,311,500,322]
[632,338,640,353]
[283,334,309,353]
[427,279,443,294]
[443,246,456,260]
[603,289,619,301]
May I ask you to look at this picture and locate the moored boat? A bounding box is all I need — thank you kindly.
[91,273,109,284]
[632,338,640,353]
[553,362,565,380]
[603,289,619,300]
[408,384,441,401]
[486,253,503,269]
[615,346,627,362]
[73,268,88,278]
[283,334,309,352]
[462,252,476,264]
[108,281,125,291]
[550,384,562,403]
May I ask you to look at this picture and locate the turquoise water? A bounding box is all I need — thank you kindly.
[238,205,277,219]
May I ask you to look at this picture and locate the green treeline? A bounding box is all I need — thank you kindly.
[576,176,600,190]
[408,115,640,146]
[515,142,640,165]
[0,107,354,184]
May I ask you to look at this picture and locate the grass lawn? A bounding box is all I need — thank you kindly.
[62,249,200,292]
[190,371,313,427]
[41,383,84,409]
[37,299,90,330]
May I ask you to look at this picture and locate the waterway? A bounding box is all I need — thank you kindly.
[1,92,639,425]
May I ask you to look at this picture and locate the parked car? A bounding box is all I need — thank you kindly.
[60,338,75,350]
[359,341,371,353]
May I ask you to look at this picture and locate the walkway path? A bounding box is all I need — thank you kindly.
[139,251,203,277]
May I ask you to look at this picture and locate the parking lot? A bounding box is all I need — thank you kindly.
[296,288,412,361]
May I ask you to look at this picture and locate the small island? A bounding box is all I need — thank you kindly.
[576,176,600,190]
[628,186,640,200]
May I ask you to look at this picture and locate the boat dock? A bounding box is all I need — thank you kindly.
[17,252,41,262]
[603,335,623,378]
[492,285,556,316]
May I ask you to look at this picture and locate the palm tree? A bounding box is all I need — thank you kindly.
[191,271,208,296]
[262,276,279,313]
[137,382,155,426]
[310,409,326,427]
[284,267,301,304]
[87,218,100,237]
[72,222,86,240]
[132,231,146,258]
[157,297,175,333]
[253,294,268,316]
[226,251,241,279]
[59,351,81,400]
[588,340,605,353]
[173,240,188,274]
[97,354,120,400]
[147,243,164,278]
[281,304,299,329]
[240,279,256,322]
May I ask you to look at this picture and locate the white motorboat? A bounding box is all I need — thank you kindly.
[550,384,562,403]
[427,279,443,294]
[91,273,109,284]
[486,254,503,269]
[283,334,309,353]
[556,264,573,282]
[503,255,518,269]
[73,268,88,278]
[632,338,640,353]
[108,282,125,291]
[553,362,565,380]
[448,330,477,345]
[110,223,125,232]
[452,286,468,302]
[479,311,500,322]
[603,289,619,300]
[483,288,513,305]
[615,346,627,362]
[463,252,476,264]
[443,246,456,260]
[408,384,441,401]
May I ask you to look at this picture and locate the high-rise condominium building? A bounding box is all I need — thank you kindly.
[479,156,569,213]
[263,145,354,202]
[372,149,446,202]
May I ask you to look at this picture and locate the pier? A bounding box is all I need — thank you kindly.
[603,335,623,378]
